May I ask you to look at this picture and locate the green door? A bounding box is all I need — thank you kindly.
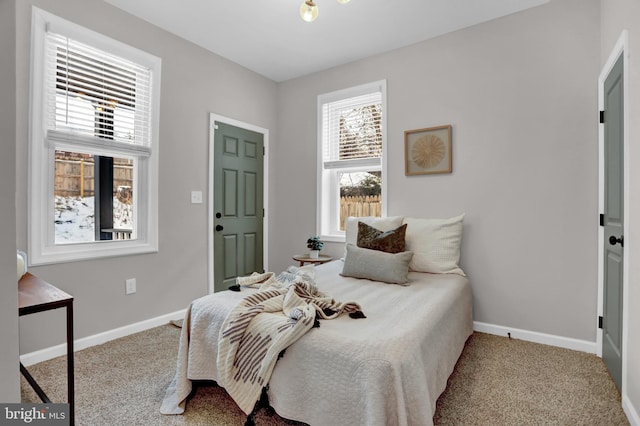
[213,121,264,292]
[602,54,624,391]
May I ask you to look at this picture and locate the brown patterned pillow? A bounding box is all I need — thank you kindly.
[357,221,407,254]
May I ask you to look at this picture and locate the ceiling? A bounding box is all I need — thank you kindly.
[104,0,549,82]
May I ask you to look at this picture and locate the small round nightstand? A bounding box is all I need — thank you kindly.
[292,254,333,266]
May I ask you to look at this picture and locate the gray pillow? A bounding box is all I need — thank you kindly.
[341,244,413,285]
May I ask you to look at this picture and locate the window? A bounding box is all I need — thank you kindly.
[29,8,161,264]
[317,80,387,241]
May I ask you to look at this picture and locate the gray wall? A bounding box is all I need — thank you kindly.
[13,0,278,354]
[0,0,20,403]
[5,0,636,418]
[273,0,601,342]
[600,0,640,417]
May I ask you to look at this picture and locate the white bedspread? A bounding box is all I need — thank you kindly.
[161,260,473,426]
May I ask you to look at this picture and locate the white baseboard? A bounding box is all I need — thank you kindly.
[624,394,640,426]
[20,309,186,367]
[473,321,597,354]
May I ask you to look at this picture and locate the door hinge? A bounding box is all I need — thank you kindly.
[599,110,605,124]
[263,146,265,156]
[598,316,603,329]
[600,214,605,227]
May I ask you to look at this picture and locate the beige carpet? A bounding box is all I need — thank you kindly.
[21,325,629,425]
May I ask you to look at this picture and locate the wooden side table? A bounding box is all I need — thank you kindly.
[292,254,333,266]
[19,272,74,426]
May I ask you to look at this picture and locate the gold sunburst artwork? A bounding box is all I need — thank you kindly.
[411,135,445,169]
[404,125,452,175]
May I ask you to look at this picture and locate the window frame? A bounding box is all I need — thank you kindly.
[28,7,161,265]
[316,80,388,242]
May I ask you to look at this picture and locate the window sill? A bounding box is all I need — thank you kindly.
[320,234,346,244]
[29,240,158,266]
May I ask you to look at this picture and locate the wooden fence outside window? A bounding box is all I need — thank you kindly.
[54,155,133,197]
[340,195,381,230]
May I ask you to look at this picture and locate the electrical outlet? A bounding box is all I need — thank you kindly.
[125,278,136,295]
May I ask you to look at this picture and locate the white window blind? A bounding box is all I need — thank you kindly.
[45,31,152,156]
[322,92,382,169]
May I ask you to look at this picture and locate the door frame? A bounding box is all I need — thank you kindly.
[208,113,269,294]
[597,30,628,391]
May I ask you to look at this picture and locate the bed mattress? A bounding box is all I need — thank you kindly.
[161,260,472,426]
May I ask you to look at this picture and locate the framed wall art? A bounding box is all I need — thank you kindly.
[404,125,452,175]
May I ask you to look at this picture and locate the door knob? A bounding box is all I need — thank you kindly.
[609,235,624,247]
[216,225,224,232]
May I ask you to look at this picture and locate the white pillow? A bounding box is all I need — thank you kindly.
[344,216,404,257]
[403,214,465,275]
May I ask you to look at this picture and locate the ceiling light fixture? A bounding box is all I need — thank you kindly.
[300,1,318,22]
[300,0,351,23]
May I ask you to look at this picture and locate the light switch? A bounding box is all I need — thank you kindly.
[191,190,203,204]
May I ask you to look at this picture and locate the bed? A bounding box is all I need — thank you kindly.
[161,214,472,426]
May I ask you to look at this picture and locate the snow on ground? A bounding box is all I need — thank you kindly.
[55,196,133,243]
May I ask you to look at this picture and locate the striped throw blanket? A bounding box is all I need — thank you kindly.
[216,267,363,414]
